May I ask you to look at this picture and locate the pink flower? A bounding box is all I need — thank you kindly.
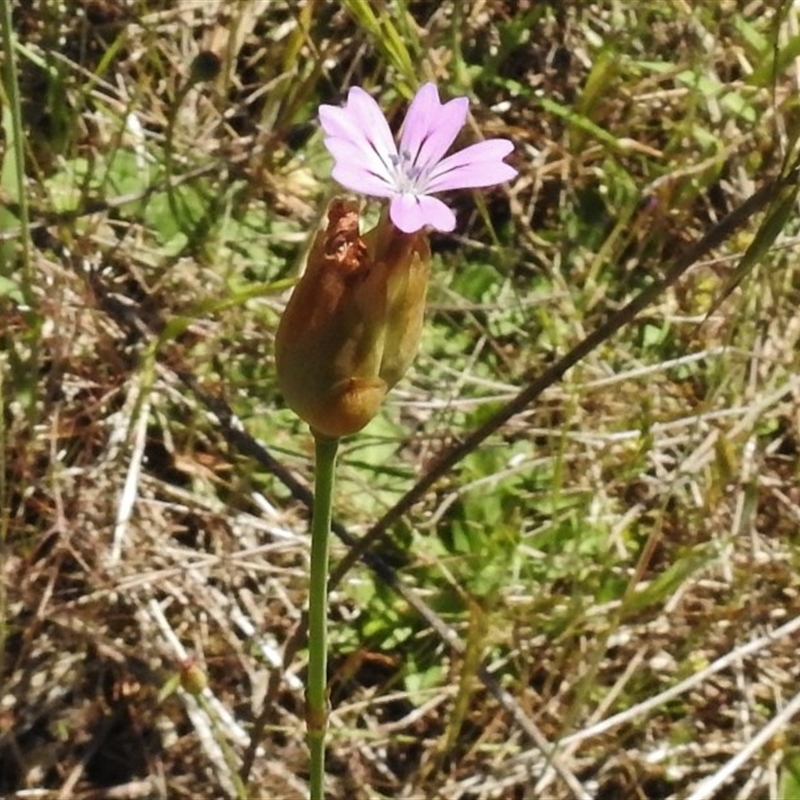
[318,83,517,234]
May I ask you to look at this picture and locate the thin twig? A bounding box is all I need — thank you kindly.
[109,379,151,566]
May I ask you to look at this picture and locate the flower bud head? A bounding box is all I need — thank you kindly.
[275,199,430,437]
[179,659,208,696]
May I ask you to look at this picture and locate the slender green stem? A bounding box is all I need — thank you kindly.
[1,0,40,429]
[307,432,339,800]
[0,0,33,675]
[0,0,32,287]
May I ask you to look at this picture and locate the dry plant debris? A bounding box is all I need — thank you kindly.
[2,2,800,799]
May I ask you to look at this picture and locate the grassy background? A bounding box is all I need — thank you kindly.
[2,1,800,799]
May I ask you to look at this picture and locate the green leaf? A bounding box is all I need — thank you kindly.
[778,751,800,800]
[157,672,182,703]
[341,0,417,87]
[626,546,715,613]
[0,274,24,302]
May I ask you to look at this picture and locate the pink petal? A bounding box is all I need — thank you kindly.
[318,103,356,141]
[319,88,398,175]
[342,87,397,160]
[331,163,397,197]
[390,193,456,233]
[425,139,517,192]
[324,137,395,191]
[399,83,469,171]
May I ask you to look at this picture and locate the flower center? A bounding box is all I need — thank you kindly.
[390,149,429,194]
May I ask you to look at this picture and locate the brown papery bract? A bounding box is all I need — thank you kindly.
[275,198,430,438]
